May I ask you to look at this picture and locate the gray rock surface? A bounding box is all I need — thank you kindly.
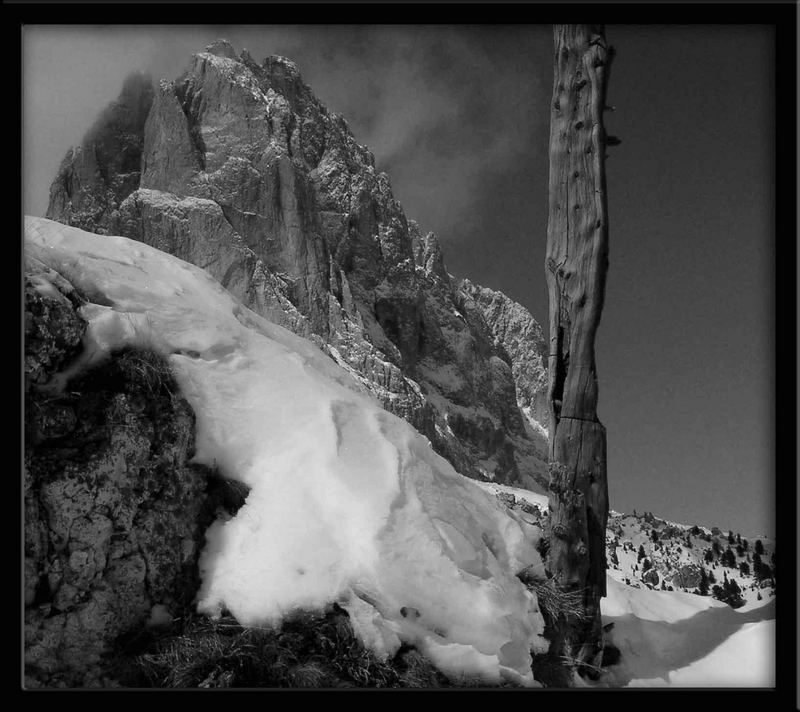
[24,263,246,687]
[642,568,660,587]
[670,563,702,590]
[46,41,549,488]
[459,279,550,433]
[46,72,154,235]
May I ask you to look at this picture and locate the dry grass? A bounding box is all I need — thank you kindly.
[130,607,467,689]
[517,567,598,686]
[132,609,394,688]
[517,566,589,625]
[126,606,528,689]
[114,346,176,397]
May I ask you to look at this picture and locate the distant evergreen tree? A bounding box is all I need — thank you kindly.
[728,530,735,545]
[739,561,750,577]
[754,561,773,584]
[754,539,764,556]
[708,570,716,584]
[735,544,745,558]
[736,533,741,545]
[642,558,652,573]
[651,529,659,544]
[752,552,762,569]
[742,539,748,552]
[637,544,646,562]
[756,591,762,601]
[704,549,714,564]
[699,567,710,595]
[712,580,745,609]
[721,547,737,568]
[691,525,701,536]
[712,540,722,556]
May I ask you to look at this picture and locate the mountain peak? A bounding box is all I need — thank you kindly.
[44,42,550,490]
[204,38,238,60]
[263,54,302,75]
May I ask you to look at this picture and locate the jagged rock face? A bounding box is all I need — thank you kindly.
[642,568,660,587]
[46,40,548,487]
[46,72,154,235]
[459,279,549,434]
[670,564,702,590]
[24,263,243,687]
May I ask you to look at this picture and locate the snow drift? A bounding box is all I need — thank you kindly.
[25,216,547,686]
[602,576,775,687]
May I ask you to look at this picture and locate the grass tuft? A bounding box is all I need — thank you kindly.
[127,605,525,688]
[131,607,403,688]
[517,567,589,625]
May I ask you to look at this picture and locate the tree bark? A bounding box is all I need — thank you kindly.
[544,24,612,678]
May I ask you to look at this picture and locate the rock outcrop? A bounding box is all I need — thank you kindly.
[24,261,245,687]
[46,40,548,488]
[459,279,549,434]
[46,72,154,235]
[670,564,702,590]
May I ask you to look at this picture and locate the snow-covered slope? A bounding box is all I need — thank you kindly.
[606,511,776,609]
[25,216,547,686]
[602,576,775,687]
[484,482,776,687]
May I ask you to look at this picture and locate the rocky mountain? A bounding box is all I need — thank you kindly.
[46,39,548,489]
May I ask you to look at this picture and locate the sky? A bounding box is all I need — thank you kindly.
[22,25,775,537]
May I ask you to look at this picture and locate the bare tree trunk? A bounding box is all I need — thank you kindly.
[544,24,613,679]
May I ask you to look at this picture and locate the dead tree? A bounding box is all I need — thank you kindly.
[544,24,614,678]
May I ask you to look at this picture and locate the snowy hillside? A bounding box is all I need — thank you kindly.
[601,576,774,686]
[606,511,776,610]
[481,481,775,687]
[25,216,547,686]
[477,479,777,611]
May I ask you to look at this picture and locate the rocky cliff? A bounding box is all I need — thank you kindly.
[47,72,154,235]
[459,280,549,436]
[46,39,548,488]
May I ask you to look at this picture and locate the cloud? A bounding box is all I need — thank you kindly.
[24,25,549,248]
